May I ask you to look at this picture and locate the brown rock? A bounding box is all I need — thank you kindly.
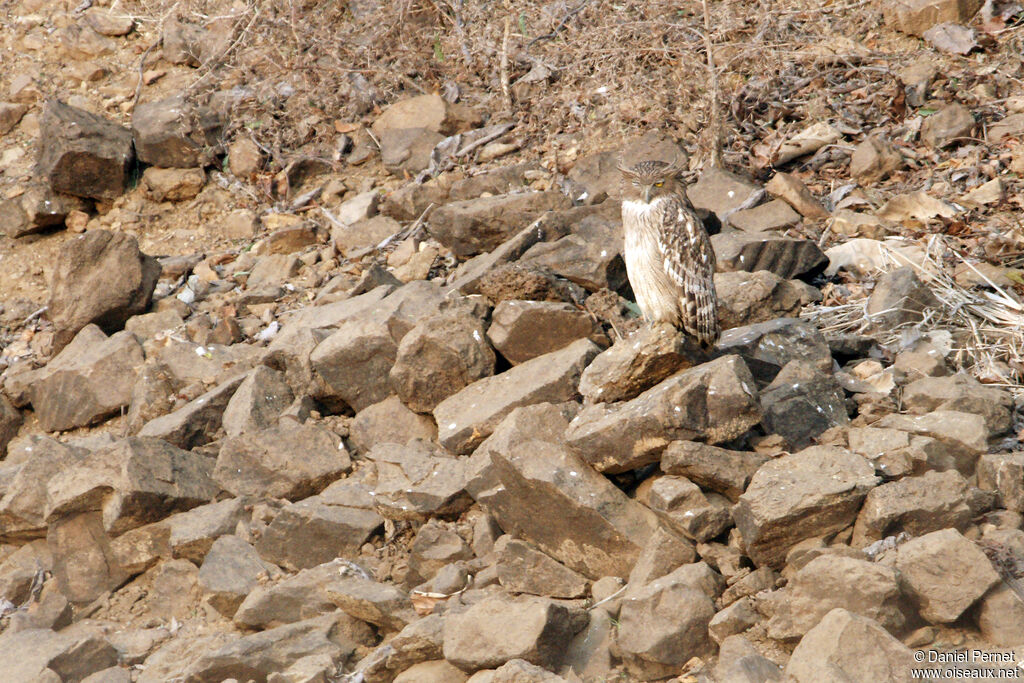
[850,136,905,184]
[713,635,784,682]
[221,365,294,438]
[0,182,88,238]
[390,311,496,414]
[368,439,472,521]
[142,167,205,201]
[627,526,697,586]
[716,317,833,383]
[718,271,819,331]
[767,555,906,640]
[198,535,277,617]
[978,452,1024,513]
[764,172,829,220]
[867,266,941,330]
[348,395,438,453]
[920,102,975,148]
[132,94,224,168]
[227,137,263,177]
[442,594,573,671]
[759,359,850,449]
[214,421,351,500]
[518,207,627,292]
[579,324,705,403]
[647,475,733,542]
[49,511,128,604]
[380,127,444,176]
[0,395,21,458]
[688,167,763,219]
[0,436,86,541]
[895,528,1000,624]
[874,410,988,474]
[729,199,802,233]
[784,608,914,682]
[734,446,879,567]
[428,191,572,258]
[0,102,28,135]
[487,300,600,365]
[902,372,1013,435]
[467,438,656,579]
[371,94,482,136]
[494,536,589,598]
[137,372,247,449]
[566,355,762,473]
[332,215,399,256]
[712,231,828,280]
[36,100,133,200]
[326,577,417,632]
[48,230,160,350]
[434,338,599,454]
[661,440,765,502]
[0,624,118,681]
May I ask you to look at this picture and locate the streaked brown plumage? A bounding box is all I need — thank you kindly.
[618,158,720,347]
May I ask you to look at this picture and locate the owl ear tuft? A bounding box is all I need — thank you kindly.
[616,156,636,178]
[663,153,685,178]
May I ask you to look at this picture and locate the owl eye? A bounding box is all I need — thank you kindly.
[654,181,665,187]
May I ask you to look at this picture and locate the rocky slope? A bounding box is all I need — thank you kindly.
[3,0,1024,681]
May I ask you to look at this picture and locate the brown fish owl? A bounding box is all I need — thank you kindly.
[619,158,720,347]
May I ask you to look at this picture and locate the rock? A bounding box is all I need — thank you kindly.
[124,308,185,340]
[661,441,768,503]
[615,565,718,679]
[866,266,941,330]
[830,210,896,240]
[902,372,1013,435]
[487,300,599,365]
[578,324,705,404]
[395,660,468,683]
[198,535,277,616]
[853,470,977,547]
[442,594,573,671]
[874,410,988,474]
[334,190,380,224]
[713,635,784,682]
[764,172,829,220]
[517,207,627,292]
[406,522,473,586]
[310,318,398,413]
[246,253,301,288]
[221,366,294,438]
[132,94,224,168]
[45,436,217,535]
[468,435,656,578]
[332,215,399,256]
[390,310,495,414]
[687,167,763,220]
[989,113,1024,142]
[371,94,482,136]
[380,127,444,176]
[26,326,143,432]
[961,177,1005,207]
[0,396,21,458]
[326,576,417,631]
[784,608,914,683]
[49,511,128,603]
[164,497,248,563]
[767,555,906,640]
[715,317,832,384]
[428,192,572,259]
[141,167,205,201]
[494,536,589,598]
[264,222,321,255]
[627,526,697,586]
[137,372,247,449]
[734,446,878,567]
[254,479,381,570]
[434,338,599,454]
[566,355,762,473]
[0,101,28,135]
[708,598,761,645]
[850,136,904,184]
[759,359,849,449]
[0,626,118,681]
[48,230,160,350]
[450,162,539,201]
[0,182,89,238]
[381,179,448,221]
[895,528,1000,624]
[976,582,1024,647]
[0,437,86,541]
[715,270,819,331]
[220,209,259,239]
[354,614,445,683]
[349,395,437,453]
[729,199,802,233]
[227,136,263,177]
[180,614,356,681]
[368,439,472,520]
[920,102,975,148]
[473,263,576,304]
[215,421,351,500]
[884,0,984,37]
[712,231,828,280]
[978,453,1024,512]
[35,100,133,200]
[647,476,733,542]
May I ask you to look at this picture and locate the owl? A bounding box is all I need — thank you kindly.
[618,158,720,347]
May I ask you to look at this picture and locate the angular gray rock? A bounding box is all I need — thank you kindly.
[215,421,351,500]
[715,270,821,332]
[434,338,600,454]
[894,528,1000,624]
[0,182,89,238]
[48,230,160,350]
[0,436,87,541]
[467,439,656,579]
[487,300,600,365]
[866,266,941,330]
[348,395,438,453]
[578,324,706,404]
[137,372,247,449]
[566,355,762,473]
[784,608,914,683]
[716,317,832,384]
[660,440,768,502]
[132,94,224,167]
[442,594,574,671]
[494,536,589,599]
[978,452,1024,513]
[902,372,1013,436]
[36,99,133,199]
[221,365,295,437]
[368,439,472,520]
[734,446,879,567]
[759,359,849,449]
[199,535,278,617]
[874,410,988,474]
[713,231,827,280]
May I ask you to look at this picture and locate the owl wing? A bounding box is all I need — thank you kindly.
[656,195,720,346]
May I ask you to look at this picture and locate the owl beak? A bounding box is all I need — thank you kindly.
[643,185,652,203]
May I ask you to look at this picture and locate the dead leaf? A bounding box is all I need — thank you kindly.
[410,592,445,616]
[755,121,842,167]
[334,121,361,133]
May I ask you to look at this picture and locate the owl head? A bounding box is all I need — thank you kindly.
[618,157,684,204]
